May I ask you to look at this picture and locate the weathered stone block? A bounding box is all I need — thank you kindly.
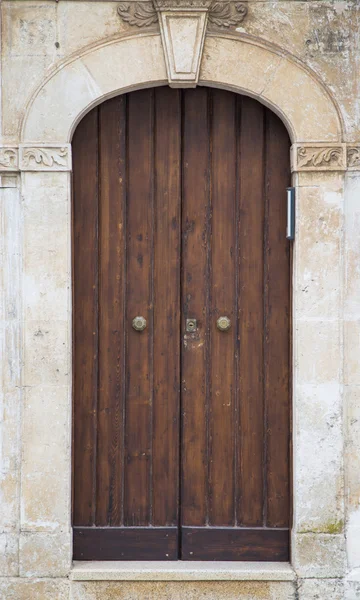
[0,578,69,600]
[23,321,69,386]
[298,578,344,600]
[292,533,346,578]
[70,580,296,600]
[294,382,344,534]
[21,385,70,532]
[0,533,18,576]
[19,532,71,577]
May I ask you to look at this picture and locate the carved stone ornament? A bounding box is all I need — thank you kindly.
[118,1,248,86]
[118,1,247,28]
[0,147,19,172]
[117,2,159,27]
[19,144,72,172]
[347,147,360,170]
[291,143,346,172]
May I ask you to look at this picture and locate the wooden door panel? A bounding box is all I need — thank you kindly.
[181,527,289,561]
[73,527,178,561]
[73,88,181,560]
[180,89,291,560]
[73,87,291,561]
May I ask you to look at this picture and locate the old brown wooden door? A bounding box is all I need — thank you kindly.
[72,87,291,561]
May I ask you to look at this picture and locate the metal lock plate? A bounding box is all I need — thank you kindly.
[186,318,197,333]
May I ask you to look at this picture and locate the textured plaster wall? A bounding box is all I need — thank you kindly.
[0,1,360,599]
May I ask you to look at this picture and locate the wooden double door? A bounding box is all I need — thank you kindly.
[72,86,291,561]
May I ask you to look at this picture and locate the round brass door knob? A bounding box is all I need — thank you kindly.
[132,316,147,331]
[217,316,231,331]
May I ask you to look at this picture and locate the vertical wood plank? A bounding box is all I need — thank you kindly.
[152,87,181,526]
[96,97,127,526]
[72,108,99,526]
[237,97,265,526]
[124,89,154,526]
[181,88,210,526]
[264,109,291,528]
[209,89,236,526]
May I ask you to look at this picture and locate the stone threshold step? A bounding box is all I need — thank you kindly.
[71,561,295,581]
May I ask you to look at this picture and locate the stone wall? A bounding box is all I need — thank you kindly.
[0,1,360,598]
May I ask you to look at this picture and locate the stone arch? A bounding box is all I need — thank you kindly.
[21,32,343,145]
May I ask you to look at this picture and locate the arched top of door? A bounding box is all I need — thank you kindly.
[21,32,343,146]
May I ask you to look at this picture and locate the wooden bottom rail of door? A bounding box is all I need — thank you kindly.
[73,527,178,560]
[181,527,290,561]
[74,526,289,561]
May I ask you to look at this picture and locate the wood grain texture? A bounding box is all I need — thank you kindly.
[73,527,178,560]
[264,110,291,528]
[96,97,127,526]
[237,96,265,527]
[181,527,289,561]
[208,89,237,526]
[152,87,181,526]
[72,107,99,526]
[124,89,154,526]
[181,88,210,527]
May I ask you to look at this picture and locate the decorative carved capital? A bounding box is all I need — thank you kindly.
[118,1,248,86]
[291,144,346,172]
[19,144,72,172]
[347,146,360,170]
[0,147,19,172]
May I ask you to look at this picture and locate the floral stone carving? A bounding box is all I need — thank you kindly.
[0,148,18,171]
[291,144,346,172]
[208,2,247,27]
[347,147,360,169]
[117,2,158,27]
[19,145,72,171]
[118,1,248,29]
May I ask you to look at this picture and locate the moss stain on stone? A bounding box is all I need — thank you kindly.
[300,518,344,534]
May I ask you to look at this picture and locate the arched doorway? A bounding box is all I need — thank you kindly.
[72,86,291,561]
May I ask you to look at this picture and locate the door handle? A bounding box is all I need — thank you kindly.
[217,316,231,331]
[132,316,147,331]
